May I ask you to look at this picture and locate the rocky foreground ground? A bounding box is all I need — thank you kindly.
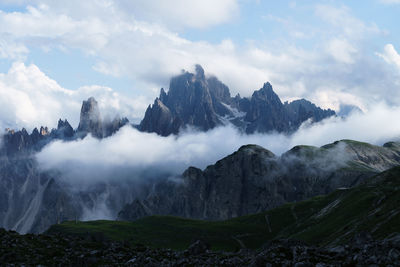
[1,228,400,266]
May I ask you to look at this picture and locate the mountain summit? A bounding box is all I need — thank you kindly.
[140,64,229,135]
[140,65,335,136]
[76,97,129,139]
[77,97,103,138]
[1,97,128,156]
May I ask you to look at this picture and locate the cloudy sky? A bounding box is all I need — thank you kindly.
[1,0,400,130]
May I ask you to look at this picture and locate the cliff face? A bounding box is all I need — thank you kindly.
[244,82,289,133]
[76,97,129,139]
[0,97,130,234]
[140,65,233,135]
[0,69,389,235]
[0,97,129,158]
[140,65,335,136]
[1,119,73,156]
[118,140,400,221]
[77,97,103,138]
[0,154,149,233]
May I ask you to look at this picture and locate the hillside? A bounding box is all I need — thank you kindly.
[47,166,400,251]
[118,139,400,222]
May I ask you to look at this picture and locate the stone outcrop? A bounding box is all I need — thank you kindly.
[76,97,129,138]
[140,65,231,135]
[0,229,399,266]
[77,97,103,138]
[244,82,290,133]
[118,140,400,221]
[140,65,335,136]
[0,97,130,233]
[1,97,128,157]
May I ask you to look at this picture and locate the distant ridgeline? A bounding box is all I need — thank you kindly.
[1,97,129,156]
[1,135,400,233]
[140,65,335,136]
[0,65,350,235]
[1,65,334,155]
[118,140,400,222]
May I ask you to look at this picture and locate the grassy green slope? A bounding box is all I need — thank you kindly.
[47,167,400,251]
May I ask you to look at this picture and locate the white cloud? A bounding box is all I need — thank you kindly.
[0,36,29,60]
[315,5,381,38]
[1,0,239,30]
[290,103,400,146]
[0,62,148,131]
[117,0,239,29]
[377,44,400,70]
[0,1,399,117]
[36,102,400,185]
[326,38,357,64]
[311,89,366,112]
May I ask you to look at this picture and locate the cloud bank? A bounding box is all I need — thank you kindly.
[0,62,148,130]
[36,103,400,186]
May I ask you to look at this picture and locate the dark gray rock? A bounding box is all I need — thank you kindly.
[77,97,103,138]
[119,140,400,221]
[186,240,210,255]
[2,126,51,155]
[5,228,398,266]
[245,82,289,133]
[140,65,335,136]
[75,97,129,139]
[53,119,74,139]
[140,65,230,135]
[103,116,129,137]
[1,97,128,157]
[140,99,176,136]
[284,99,336,131]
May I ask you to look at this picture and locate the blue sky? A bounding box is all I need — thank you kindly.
[0,0,400,129]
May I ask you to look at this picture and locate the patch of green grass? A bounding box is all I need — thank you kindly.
[47,167,400,251]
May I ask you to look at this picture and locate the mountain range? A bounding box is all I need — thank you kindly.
[0,65,397,236]
[1,134,399,234]
[1,65,334,157]
[2,97,128,156]
[117,140,400,221]
[140,65,335,135]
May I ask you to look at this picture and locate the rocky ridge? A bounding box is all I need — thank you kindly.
[0,97,129,156]
[0,97,131,234]
[140,65,335,136]
[118,140,400,221]
[0,66,394,235]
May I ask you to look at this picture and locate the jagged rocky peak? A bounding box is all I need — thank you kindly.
[207,76,231,104]
[159,88,167,102]
[77,97,103,138]
[255,82,278,99]
[76,97,129,139]
[249,82,283,108]
[284,99,335,130]
[195,64,205,80]
[140,97,177,136]
[78,97,101,125]
[103,116,129,137]
[140,65,336,136]
[245,82,288,133]
[140,65,227,136]
[39,126,49,136]
[54,119,74,139]
[119,139,400,222]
